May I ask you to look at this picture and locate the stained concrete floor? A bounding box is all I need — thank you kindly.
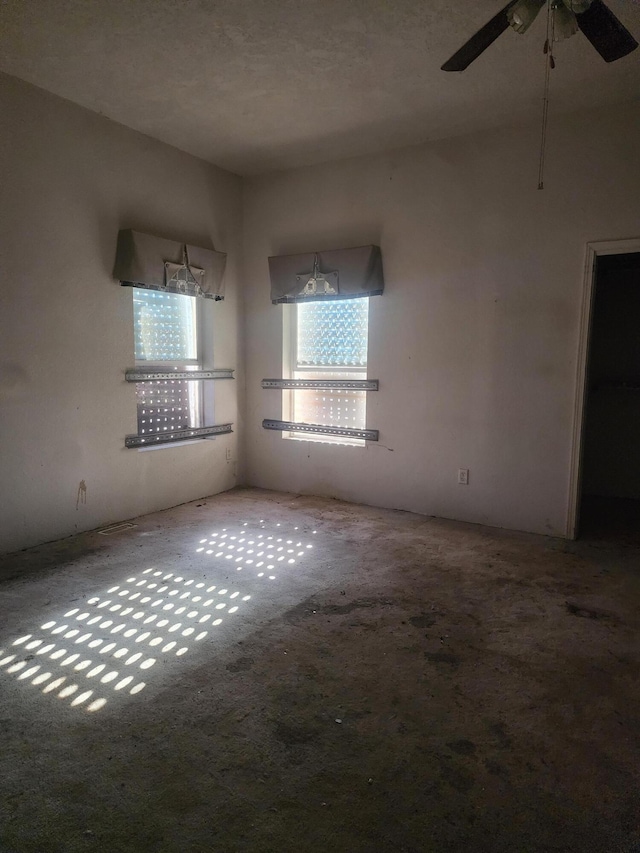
[0,487,639,853]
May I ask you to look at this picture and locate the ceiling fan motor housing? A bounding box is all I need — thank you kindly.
[441,0,636,72]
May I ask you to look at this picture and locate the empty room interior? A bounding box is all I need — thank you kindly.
[1,1,640,850]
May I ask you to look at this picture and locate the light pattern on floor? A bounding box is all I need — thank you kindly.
[0,520,315,713]
[195,521,314,580]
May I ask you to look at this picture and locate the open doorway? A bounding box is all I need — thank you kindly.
[576,250,640,540]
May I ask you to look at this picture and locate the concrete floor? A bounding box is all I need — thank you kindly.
[0,487,639,853]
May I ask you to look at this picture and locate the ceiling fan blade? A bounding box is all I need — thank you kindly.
[441,1,518,71]
[576,0,638,62]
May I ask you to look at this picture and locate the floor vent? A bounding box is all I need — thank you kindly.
[97,522,137,536]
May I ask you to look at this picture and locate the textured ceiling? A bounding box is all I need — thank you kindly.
[1,0,639,175]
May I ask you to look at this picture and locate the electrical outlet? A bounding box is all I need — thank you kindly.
[458,468,469,485]
[226,447,232,461]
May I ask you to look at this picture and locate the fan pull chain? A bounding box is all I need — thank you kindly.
[538,1,556,190]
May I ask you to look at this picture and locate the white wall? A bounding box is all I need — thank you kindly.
[0,74,243,554]
[242,103,640,536]
[3,75,639,549]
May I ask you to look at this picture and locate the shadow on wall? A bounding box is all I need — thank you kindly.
[0,362,30,396]
[271,223,383,261]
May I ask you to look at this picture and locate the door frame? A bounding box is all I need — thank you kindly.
[567,237,640,538]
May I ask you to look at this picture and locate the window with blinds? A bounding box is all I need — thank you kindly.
[288,299,369,444]
[133,290,202,439]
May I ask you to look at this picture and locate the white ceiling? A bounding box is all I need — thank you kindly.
[1,0,639,175]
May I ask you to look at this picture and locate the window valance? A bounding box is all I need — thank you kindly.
[269,245,384,304]
[114,229,227,300]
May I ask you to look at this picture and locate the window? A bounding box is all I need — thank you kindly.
[133,290,203,440]
[285,298,369,445]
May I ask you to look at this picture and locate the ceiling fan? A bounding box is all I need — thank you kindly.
[441,0,638,71]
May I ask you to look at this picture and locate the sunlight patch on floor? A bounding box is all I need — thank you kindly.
[0,519,316,713]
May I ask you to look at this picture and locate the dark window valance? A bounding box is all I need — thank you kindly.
[269,245,384,304]
[114,229,227,300]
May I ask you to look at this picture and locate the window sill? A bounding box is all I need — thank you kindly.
[283,433,365,448]
[135,437,217,452]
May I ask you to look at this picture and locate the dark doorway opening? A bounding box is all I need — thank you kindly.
[579,251,640,541]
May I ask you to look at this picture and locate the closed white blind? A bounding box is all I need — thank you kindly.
[134,290,197,362]
[133,290,201,436]
[136,379,201,437]
[297,300,368,367]
[292,371,367,430]
[293,300,368,438]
